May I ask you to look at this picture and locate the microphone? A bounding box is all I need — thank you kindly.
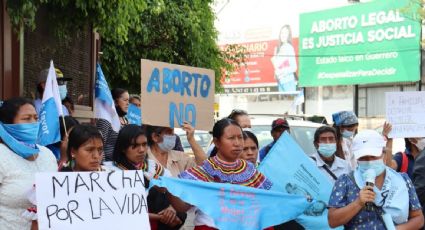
[363,169,376,211]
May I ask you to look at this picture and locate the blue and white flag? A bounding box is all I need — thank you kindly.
[150,176,311,230]
[94,63,120,132]
[38,60,62,146]
[127,103,142,125]
[258,132,341,230]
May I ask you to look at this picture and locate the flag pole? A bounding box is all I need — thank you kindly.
[61,116,68,136]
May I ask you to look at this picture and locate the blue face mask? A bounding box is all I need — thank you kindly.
[342,130,354,138]
[59,85,67,100]
[3,122,40,144]
[0,122,40,158]
[358,159,386,176]
[318,143,336,157]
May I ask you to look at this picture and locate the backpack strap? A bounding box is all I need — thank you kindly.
[400,152,408,173]
[311,156,338,180]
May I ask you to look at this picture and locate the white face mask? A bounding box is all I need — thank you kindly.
[158,134,177,152]
[414,138,425,152]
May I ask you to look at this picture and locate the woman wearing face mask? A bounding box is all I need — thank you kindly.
[171,118,272,230]
[146,126,198,177]
[332,111,359,170]
[0,97,57,229]
[105,124,186,230]
[96,88,129,161]
[60,124,105,172]
[311,126,351,183]
[328,130,424,230]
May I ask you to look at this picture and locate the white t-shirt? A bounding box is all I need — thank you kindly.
[312,151,351,184]
[0,144,57,229]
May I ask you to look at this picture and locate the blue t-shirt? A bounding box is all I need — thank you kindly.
[393,151,415,178]
[328,173,421,230]
[259,141,274,162]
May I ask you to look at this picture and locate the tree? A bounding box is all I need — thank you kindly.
[6,0,245,93]
[101,0,244,93]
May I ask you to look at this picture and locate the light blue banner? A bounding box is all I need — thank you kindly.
[258,132,341,230]
[127,103,142,125]
[38,97,60,146]
[150,176,311,230]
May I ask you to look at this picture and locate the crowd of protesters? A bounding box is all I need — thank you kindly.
[1,69,425,230]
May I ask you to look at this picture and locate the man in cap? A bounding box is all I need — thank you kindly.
[259,118,290,161]
[34,68,72,116]
[332,110,359,170]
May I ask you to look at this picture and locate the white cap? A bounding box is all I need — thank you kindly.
[352,129,386,160]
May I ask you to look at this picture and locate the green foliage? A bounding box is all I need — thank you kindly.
[6,0,245,92]
[101,0,245,93]
[6,0,146,44]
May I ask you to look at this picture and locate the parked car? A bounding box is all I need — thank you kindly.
[250,114,324,156]
[175,128,213,155]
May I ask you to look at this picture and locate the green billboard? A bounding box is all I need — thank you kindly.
[299,0,421,87]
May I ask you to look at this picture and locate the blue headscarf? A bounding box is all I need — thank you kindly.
[0,122,40,158]
[332,111,358,126]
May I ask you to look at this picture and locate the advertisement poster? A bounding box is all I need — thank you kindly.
[299,0,420,86]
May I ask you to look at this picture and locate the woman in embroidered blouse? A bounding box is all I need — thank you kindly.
[60,124,105,172]
[0,97,57,230]
[176,118,272,230]
[106,124,186,230]
[328,130,423,230]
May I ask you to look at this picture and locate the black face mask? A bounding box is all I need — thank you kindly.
[115,106,127,117]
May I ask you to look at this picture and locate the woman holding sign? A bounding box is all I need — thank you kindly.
[107,124,187,230]
[328,130,424,230]
[175,118,272,230]
[0,97,57,229]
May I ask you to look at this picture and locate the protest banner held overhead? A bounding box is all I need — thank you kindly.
[150,176,311,230]
[140,59,215,131]
[36,171,150,230]
[299,0,420,87]
[386,91,425,138]
[258,132,341,230]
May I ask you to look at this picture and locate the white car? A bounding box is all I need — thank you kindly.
[175,128,212,155]
[250,115,324,156]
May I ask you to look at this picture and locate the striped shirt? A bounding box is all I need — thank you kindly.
[96,118,118,161]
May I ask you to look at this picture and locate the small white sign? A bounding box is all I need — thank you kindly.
[386,91,425,138]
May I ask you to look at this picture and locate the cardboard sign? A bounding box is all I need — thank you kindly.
[140,59,215,131]
[36,171,150,230]
[386,91,425,138]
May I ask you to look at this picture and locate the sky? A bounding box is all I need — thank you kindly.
[213,0,365,44]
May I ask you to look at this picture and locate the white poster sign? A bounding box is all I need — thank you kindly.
[386,91,425,138]
[36,171,150,230]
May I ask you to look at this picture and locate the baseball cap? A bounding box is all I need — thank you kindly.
[352,130,386,160]
[271,118,289,130]
[332,111,358,126]
[37,68,72,84]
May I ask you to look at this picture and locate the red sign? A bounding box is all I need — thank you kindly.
[222,39,299,89]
